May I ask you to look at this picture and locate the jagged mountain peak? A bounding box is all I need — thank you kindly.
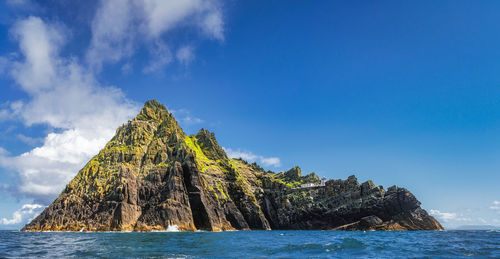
[284,166,302,180]
[134,99,170,123]
[194,128,228,161]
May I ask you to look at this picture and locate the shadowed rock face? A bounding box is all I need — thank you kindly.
[22,100,443,232]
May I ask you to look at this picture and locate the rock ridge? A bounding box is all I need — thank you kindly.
[22,100,443,232]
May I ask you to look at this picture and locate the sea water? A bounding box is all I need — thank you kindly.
[0,230,498,258]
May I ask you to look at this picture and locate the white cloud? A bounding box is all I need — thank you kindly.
[490,200,500,211]
[6,0,32,6]
[16,134,42,145]
[260,157,282,167]
[141,0,201,38]
[429,209,458,222]
[87,0,134,70]
[223,147,281,168]
[224,148,257,161]
[202,10,224,40]
[5,0,38,11]
[0,203,44,225]
[121,62,133,75]
[6,0,27,5]
[0,56,9,75]
[429,209,471,223]
[143,40,173,73]
[139,0,223,40]
[11,16,64,94]
[0,109,10,121]
[87,0,223,71]
[170,108,203,125]
[0,17,138,203]
[0,147,9,156]
[0,101,23,122]
[176,46,195,66]
[183,116,204,125]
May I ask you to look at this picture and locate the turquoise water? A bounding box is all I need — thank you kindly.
[0,230,498,258]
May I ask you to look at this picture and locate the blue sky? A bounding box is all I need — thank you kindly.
[0,0,499,229]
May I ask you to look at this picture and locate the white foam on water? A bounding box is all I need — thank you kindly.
[166,225,180,232]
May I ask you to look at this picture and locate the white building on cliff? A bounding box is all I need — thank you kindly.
[300,177,326,188]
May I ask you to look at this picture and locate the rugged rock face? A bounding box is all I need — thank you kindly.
[22,100,443,232]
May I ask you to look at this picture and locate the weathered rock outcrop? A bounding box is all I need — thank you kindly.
[22,100,443,232]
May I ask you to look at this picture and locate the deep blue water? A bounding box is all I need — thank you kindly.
[0,230,498,258]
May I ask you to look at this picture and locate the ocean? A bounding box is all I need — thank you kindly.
[0,230,498,258]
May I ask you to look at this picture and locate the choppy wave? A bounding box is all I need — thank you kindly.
[0,230,498,258]
[151,225,180,232]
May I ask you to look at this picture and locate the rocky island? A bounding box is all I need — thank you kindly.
[23,100,443,232]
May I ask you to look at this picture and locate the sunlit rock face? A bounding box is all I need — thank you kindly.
[22,100,443,232]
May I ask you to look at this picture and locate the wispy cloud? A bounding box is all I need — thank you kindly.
[87,0,224,72]
[121,62,133,75]
[5,0,39,11]
[170,108,204,125]
[143,40,173,74]
[16,134,42,145]
[0,56,9,75]
[429,206,500,228]
[0,101,23,122]
[87,0,134,70]
[0,203,44,225]
[223,147,281,168]
[429,209,471,223]
[490,201,500,211]
[0,109,10,121]
[0,147,9,156]
[176,45,195,66]
[260,157,281,168]
[478,217,487,224]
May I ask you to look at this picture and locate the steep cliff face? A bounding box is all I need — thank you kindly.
[22,100,443,231]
